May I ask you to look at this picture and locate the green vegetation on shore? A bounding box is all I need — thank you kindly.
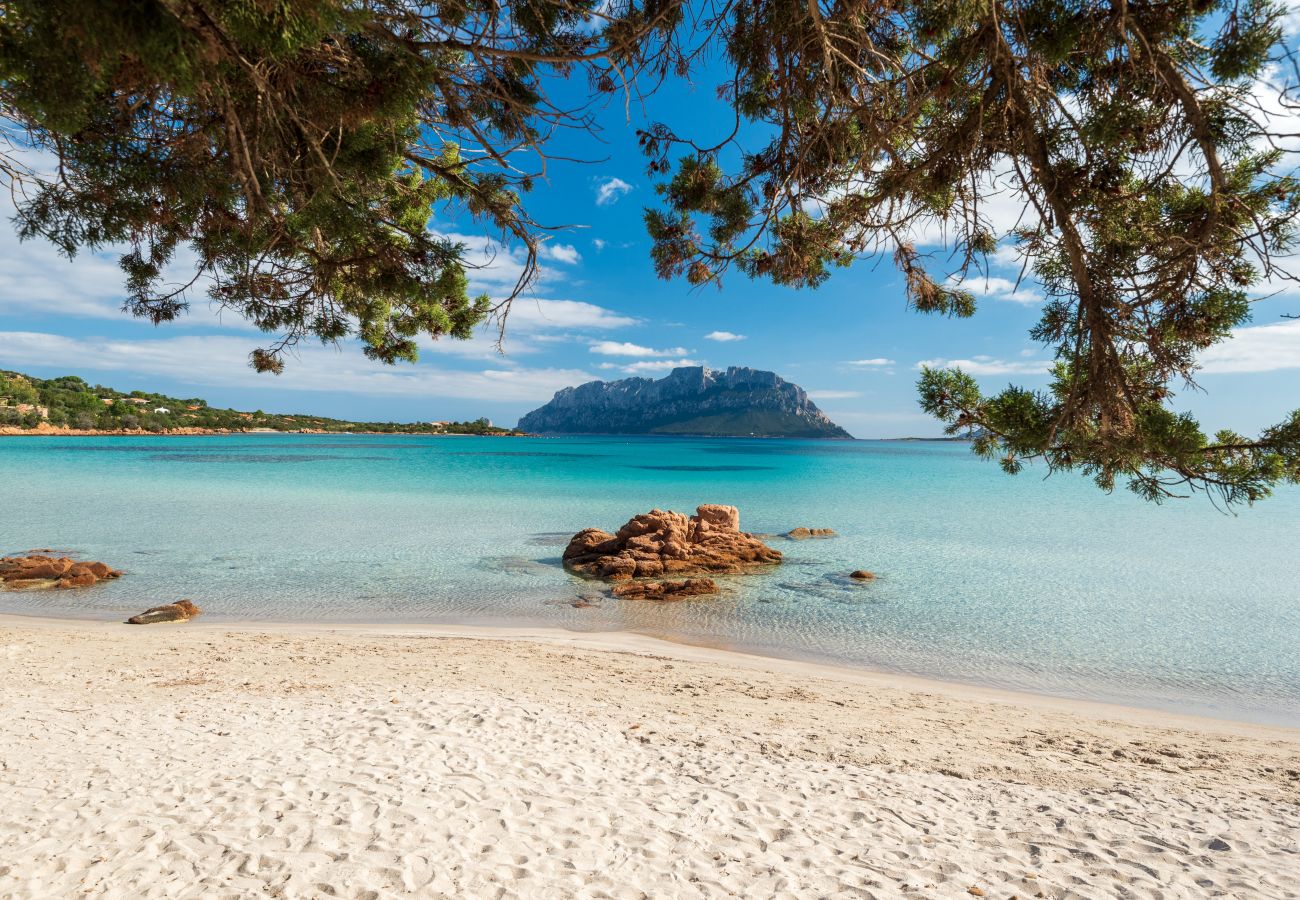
[0,371,519,435]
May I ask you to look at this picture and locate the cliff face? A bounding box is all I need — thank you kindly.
[517,366,852,438]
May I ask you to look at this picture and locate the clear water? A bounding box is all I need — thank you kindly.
[2,434,1298,726]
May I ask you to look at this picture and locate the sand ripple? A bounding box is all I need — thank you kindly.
[1,623,1297,898]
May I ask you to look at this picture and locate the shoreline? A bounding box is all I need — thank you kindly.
[3,613,1298,897]
[0,427,524,437]
[3,611,1295,740]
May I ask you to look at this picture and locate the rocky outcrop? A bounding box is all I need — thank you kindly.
[785,527,837,540]
[612,578,719,601]
[518,366,851,437]
[563,504,782,581]
[0,554,123,590]
[126,599,201,625]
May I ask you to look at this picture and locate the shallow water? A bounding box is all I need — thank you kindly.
[2,434,1298,725]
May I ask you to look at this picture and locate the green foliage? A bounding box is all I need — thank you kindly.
[0,0,678,371]
[0,370,520,435]
[639,0,1300,505]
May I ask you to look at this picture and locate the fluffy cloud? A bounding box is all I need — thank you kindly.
[588,340,691,357]
[595,177,633,206]
[432,230,566,295]
[592,238,607,251]
[502,298,638,331]
[704,330,746,342]
[845,358,896,367]
[0,331,593,403]
[916,355,1051,376]
[619,358,701,374]
[1200,319,1300,374]
[538,242,581,265]
[947,274,1042,305]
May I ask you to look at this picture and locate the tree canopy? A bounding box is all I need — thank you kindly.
[1,0,1298,503]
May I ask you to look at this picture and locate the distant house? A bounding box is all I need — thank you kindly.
[100,398,114,406]
[153,407,171,414]
[15,403,49,419]
[126,398,149,406]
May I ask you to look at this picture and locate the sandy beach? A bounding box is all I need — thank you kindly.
[1,615,1296,899]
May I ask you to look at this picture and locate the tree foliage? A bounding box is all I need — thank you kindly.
[0,0,681,369]
[640,0,1300,504]
[0,369,518,433]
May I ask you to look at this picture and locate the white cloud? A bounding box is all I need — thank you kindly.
[704,330,746,342]
[0,331,593,403]
[595,177,633,206]
[501,298,638,331]
[539,242,581,265]
[592,238,607,252]
[1200,319,1300,373]
[620,358,701,374]
[432,230,565,295]
[845,358,896,367]
[947,274,1041,305]
[589,340,691,357]
[916,355,1051,376]
[807,390,861,400]
[0,181,224,324]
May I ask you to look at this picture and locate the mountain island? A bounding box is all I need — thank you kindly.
[517,366,851,438]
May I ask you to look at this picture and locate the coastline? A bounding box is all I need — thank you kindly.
[3,614,1297,898]
[4,610,1294,739]
[0,426,524,437]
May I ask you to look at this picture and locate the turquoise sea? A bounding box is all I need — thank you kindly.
[2,434,1298,725]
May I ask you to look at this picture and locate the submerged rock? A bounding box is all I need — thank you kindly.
[563,504,781,582]
[126,599,201,625]
[612,578,719,601]
[0,554,123,590]
[784,527,837,540]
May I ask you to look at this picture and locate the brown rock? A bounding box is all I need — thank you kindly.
[126,599,201,625]
[2,554,121,589]
[849,570,876,580]
[563,505,781,582]
[10,560,67,580]
[695,504,740,531]
[612,578,719,601]
[785,527,837,540]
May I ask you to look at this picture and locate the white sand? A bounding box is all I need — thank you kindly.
[1,616,1297,899]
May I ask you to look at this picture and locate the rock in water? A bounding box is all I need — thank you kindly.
[849,570,876,580]
[563,505,782,581]
[517,366,851,437]
[613,578,719,601]
[784,527,837,540]
[0,554,123,590]
[126,599,201,625]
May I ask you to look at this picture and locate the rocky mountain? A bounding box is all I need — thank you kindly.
[517,366,851,438]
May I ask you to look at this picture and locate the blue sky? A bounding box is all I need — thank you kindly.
[2,33,1299,436]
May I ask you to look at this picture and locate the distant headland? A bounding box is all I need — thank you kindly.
[0,370,520,436]
[518,366,851,438]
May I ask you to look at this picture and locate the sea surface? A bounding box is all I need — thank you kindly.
[2,434,1298,725]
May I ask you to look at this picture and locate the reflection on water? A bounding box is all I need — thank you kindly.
[2,432,1298,726]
